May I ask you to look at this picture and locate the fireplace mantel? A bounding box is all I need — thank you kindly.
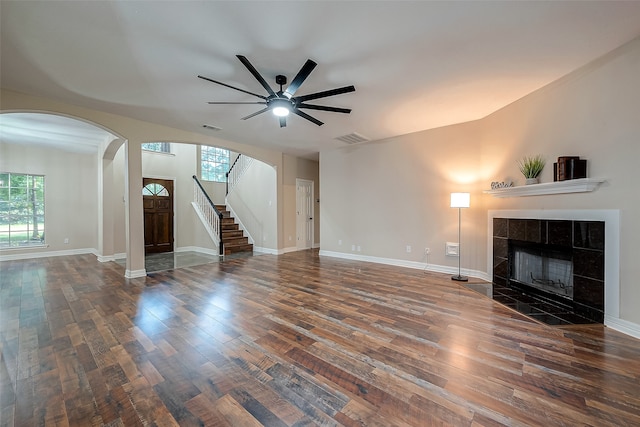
[484,178,605,198]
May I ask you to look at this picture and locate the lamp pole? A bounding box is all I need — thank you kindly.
[451,192,469,282]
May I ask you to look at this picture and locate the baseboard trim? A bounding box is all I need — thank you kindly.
[176,246,219,256]
[253,246,279,255]
[280,246,299,254]
[318,250,490,282]
[97,252,126,263]
[0,247,98,262]
[605,315,640,340]
[125,269,147,279]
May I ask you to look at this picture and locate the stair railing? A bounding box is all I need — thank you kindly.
[226,154,254,195]
[192,175,224,255]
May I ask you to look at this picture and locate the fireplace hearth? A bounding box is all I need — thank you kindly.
[493,218,604,325]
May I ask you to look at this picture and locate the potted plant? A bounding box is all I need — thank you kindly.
[517,155,546,185]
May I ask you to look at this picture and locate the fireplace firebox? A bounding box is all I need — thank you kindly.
[510,241,574,299]
[493,218,604,325]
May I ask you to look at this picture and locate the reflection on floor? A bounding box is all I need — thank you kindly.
[463,282,595,326]
[116,251,258,273]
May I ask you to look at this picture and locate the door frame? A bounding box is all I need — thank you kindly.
[296,178,315,251]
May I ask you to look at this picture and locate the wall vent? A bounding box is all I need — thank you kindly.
[202,124,222,131]
[335,132,369,144]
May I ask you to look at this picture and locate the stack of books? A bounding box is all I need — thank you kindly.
[553,156,587,181]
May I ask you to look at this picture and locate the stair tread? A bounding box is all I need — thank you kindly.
[197,202,251,254]
[223,242,253,255]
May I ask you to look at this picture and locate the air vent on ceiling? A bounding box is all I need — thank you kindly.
[202,124,222,131]
[335,132,369,144]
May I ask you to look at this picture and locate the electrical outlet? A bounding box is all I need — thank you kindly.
[339,239,342,245]
[406,245,412,253]
[357,245,361,252]
[351,244,356,251]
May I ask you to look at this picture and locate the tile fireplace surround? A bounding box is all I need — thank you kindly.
[488,210,620,327]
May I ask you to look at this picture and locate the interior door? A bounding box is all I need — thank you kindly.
[296,179,314,250]
[143,178,174,253]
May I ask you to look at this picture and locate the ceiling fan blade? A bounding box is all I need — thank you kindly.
[207,101,267,105]
[198,75,267,100]
[241,108,269,120]
[295,85,356,102]
[236,55,277,97]
[283,59,317,99]
[292,109,324,126]
[279,116,287,128]
[297,103,352,114]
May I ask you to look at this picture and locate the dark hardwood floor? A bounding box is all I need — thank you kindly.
[1,250,639,426]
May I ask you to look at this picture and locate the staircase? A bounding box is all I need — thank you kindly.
[215,204,253,255]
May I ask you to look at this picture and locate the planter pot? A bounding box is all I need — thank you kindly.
[525,177,539,185]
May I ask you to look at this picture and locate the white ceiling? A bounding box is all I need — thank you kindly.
[2,1,640,159]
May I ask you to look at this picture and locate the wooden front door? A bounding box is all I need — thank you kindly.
[143,178,174,253]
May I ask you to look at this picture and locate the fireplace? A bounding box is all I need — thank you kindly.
[492,218,605,324]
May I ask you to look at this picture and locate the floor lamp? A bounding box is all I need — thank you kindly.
[451,192,470,282]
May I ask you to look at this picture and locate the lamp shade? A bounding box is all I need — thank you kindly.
[450,192,470,208]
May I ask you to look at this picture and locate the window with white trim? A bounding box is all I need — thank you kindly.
[201,146,230,182]
[142,142,171,153]
[0,173,45,248]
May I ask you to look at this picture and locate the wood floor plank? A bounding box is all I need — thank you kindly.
[2,250,640,426]
[214,394,263,427]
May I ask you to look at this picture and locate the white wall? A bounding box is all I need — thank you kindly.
[0,142,99,255]
[320,37,640,327]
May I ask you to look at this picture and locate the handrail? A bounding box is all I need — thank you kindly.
[192,175,224,255]
[226,154,253,195]
[226,154,242,195]
[227,154,253,196]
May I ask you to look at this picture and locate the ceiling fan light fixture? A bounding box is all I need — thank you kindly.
[271,98,291,117]
[201,55,355,127]
[273,106,290,117]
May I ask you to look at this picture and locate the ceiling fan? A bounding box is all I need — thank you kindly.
[198,55,355,127]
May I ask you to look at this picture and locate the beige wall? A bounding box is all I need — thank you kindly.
[283,154,320,250]
[320,37,640,326]
[0,141,99,254]
[321,120,485,273]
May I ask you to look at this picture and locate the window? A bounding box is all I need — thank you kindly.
[142,142,171,153]
[0,173,45,248]
[201,146,230,182]
[143,183,169,196]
